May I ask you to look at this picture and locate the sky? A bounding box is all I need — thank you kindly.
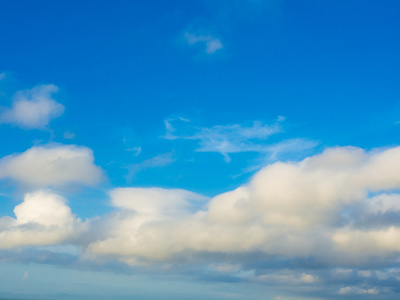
[1,0,400,299]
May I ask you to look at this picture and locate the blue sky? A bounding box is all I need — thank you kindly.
[1,0,400,299]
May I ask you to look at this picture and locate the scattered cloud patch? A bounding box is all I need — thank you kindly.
[0,84,64,129]
[184,32,223,54]
[63,131,76,139]
[126,152,176,180]
[0,144,103,187]
[163,116,304,163]
[22,271,28,281]
[126,146,142,156]
[0,73,5,80]
[0,190,85,249]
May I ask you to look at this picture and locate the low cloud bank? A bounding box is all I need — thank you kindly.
[0,147,400,268]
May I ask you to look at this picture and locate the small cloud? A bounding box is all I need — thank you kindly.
[277,115,286,122]
[126,146,142,156]
[185,32,223,54]
[0,144,103,187]
[63,131,76,139]
[22,271,28,281]
[0,84,64,129]
[126,152,176,181]
[338,286,380,295]
[0,73,5,80]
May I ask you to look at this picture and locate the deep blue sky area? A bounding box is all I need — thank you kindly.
[1,1,400,299]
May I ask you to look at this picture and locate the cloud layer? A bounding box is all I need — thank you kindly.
[2,145,400,297]
[84,146,400,266]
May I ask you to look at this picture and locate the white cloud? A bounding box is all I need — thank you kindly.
[338,286,380,295]
[164,118,283,162]
[85,145,400,265]
[0,84,64,129]
[256,271,318,285]
[22,271,28,281]
[126,152,175,179]
[0,190,85,248]
[185,32,223,54]
[0,144,103,187]
[126,146,142,156]
[0,73,5,80]
[63,131,76,139]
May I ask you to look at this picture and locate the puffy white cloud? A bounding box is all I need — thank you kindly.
[0,190,84,248]
[86,146,400,265]
[0,144,103,187]
[185,33,223,54]
[0,84,64,129]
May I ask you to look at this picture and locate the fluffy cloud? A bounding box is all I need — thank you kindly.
[0,84,64,129]
[0,144,103,187]
[184,33,223,54]
[0,190,84,248]
[86,146,400,265]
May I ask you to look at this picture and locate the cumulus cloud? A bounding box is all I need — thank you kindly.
[0,144,103,187]
[85,146,400,266]
[184,32,223,54]
[0,190,84,248]
[0,84,64,129]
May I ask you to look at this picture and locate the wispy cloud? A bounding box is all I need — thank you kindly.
[184,32,223,54]
[126,152,176,180]
[0,73,5,80]
[126,146,142,156]
[164,117,284,162]
[63,131,76,139]
[0,84,64,129]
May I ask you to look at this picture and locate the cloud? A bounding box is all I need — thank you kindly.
[126,147,142,156]
[0,73,5,80]
[164,118,283,162]
[2,145,400,298]
[126,152,175,180]
[184,32,223,54]
[0,84,64,129]
[63,131,76,139]
[0,144,103,187]
[22,271,28,281]
[85,146,400,266]
[0,190,85,249]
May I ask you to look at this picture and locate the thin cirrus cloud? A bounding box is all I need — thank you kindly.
[184,32,223,54]
[164,118,284,162]
[0,144,103,187]
[0,84,64,129]
[126,152,176,181]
